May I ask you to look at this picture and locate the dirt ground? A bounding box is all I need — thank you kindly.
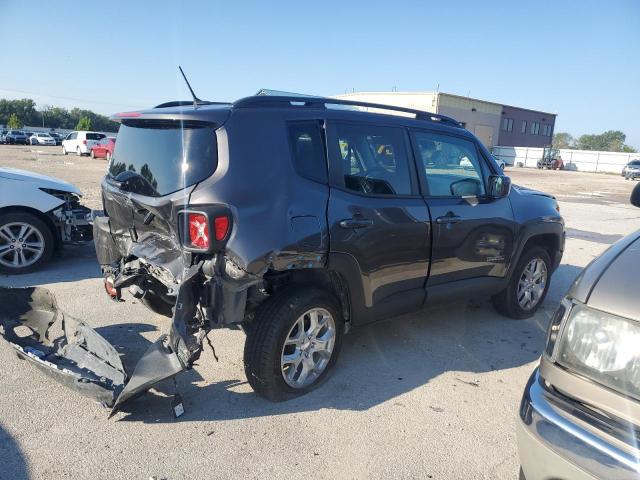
[1,144,639,480]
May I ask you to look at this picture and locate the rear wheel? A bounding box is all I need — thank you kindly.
[244,287,344,401]
[492,246,551,319]
[0,212,54,274]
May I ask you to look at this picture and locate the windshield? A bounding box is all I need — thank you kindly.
[107,120,218,197]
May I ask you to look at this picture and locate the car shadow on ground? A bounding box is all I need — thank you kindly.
[112,263,585,424]
[0,424,29,480]
[0,243,100,288]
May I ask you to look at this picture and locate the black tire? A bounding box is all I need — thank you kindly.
[0,212,54,274]
[492,246,552,319]
[139,288,174,317]
[244,287,344,401]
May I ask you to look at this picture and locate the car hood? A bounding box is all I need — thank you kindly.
[0,167,82,195]
[512,184,555,200]
[568,230,640,321]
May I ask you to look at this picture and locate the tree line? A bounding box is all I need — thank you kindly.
[0,98,118,132]
[552,130,636,153]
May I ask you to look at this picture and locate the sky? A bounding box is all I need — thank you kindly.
[1,0,639,147]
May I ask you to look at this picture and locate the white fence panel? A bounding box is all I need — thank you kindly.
[492,146,638,174]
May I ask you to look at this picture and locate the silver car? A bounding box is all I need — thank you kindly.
[517,182,640,480]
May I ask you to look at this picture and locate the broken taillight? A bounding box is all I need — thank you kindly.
[214,216,229,241]
[188,213,210,249]
[179,208,231,252]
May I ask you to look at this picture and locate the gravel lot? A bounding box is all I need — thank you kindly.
[1,144,639,480]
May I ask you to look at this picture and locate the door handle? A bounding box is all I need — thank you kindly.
[339,218,373,229]
[435,214,462,225]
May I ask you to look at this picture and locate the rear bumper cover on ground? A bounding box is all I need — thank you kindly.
[517,368,640,480]
[0,279,202,416]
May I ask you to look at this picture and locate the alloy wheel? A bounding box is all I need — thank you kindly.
[0,222,45,269]
[517,257,547,310]
[280,308,336,389]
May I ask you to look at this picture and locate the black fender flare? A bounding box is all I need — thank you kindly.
[508,220,565,280]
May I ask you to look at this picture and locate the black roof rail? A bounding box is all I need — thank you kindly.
[154,100,230,109]
[233,95,462,128]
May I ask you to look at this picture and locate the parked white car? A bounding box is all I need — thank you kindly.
[0,167,95,273]
[61,131,106,156]
[29,132,56,146]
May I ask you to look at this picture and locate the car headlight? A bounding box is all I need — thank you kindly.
[554,303,640,401]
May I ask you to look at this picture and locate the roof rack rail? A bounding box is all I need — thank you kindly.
[233,95,462,128]
[154,100,230,108]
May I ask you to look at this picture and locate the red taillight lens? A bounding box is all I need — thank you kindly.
[83,139,87,145]
[214,216,229,241]
[188,213,210,249]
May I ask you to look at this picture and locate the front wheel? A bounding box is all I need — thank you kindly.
[0,212,54,274]
[244,287,344,401]
[492,246,551,319]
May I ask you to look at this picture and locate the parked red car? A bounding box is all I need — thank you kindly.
[90,137,116,160]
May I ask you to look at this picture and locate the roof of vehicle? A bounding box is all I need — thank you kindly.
[111,95,468,135]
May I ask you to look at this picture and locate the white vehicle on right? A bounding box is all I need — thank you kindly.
[62,131,106,156]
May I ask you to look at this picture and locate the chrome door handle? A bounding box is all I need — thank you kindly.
[339,218,373,229]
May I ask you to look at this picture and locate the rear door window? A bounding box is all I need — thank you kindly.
[108,120,218,197]
[332,123,414,196]
[86,133,105,140]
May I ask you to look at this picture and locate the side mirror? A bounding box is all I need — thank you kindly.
[488,175,511,198]
[631,182,640,208]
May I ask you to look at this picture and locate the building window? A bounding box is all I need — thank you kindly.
[502,118,513,132]
[531,122,540,135]
[542,124,552,136]
[521,120,527,134]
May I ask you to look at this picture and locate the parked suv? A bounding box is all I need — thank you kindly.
[5,130,29,145]
[0,96,565,415]
[62,130,105,156]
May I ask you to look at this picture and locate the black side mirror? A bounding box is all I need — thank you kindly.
[631,183,640,208]
[488,175,511,198]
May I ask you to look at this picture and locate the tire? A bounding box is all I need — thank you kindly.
[492,246,552,319]
[0,212,54,274]
[76,147,81,156]
[244,287,344,401]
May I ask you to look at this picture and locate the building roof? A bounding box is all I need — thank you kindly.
[336,91,557,117]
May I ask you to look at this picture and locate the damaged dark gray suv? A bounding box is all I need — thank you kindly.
[1,95,565,415]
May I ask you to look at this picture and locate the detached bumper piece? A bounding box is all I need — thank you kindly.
[0,265,206,417]
[0,287,126,406]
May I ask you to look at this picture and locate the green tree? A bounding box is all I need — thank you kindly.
[6,112,22,129]
[552,132,573,149]
[574,130,633,152]
[75,116,92,131]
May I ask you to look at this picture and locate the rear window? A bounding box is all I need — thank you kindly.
[108,120,218,197]
[86,133,106,140]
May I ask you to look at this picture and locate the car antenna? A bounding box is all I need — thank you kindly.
[178,66,202,109]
